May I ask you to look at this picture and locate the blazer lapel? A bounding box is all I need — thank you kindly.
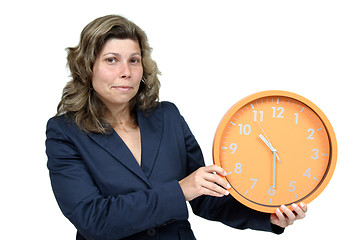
[88,130,151,187]
[137,106,163,178]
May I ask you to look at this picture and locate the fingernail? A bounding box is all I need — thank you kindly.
[226,183,231,189]
[292,203,297,209]
[281,205,286,210]
[300,202,305,208]
[225,190,229,195]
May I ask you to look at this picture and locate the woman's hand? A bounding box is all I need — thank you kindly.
[179,165,231,201]
[270,202,308,228]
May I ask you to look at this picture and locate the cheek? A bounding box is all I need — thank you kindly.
[133,68,144,89]
[92,68,112,91]
[92,63,101,88]
[92,76,102,94]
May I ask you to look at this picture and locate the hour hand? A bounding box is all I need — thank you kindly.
[259,134,275,152]
[259,134,281,163]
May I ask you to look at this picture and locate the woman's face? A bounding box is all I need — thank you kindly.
[92,38,143,110]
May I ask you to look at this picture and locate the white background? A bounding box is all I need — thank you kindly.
[1,0,359,239]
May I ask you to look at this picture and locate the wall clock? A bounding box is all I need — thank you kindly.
[213,90,337,213]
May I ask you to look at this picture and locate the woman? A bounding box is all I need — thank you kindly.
[46,15,307,240]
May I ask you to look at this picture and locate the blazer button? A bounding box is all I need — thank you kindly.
[146,227,156,237]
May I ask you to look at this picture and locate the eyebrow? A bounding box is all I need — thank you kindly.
[102,52,141,57]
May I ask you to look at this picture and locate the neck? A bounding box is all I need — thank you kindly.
[107,103,136,128]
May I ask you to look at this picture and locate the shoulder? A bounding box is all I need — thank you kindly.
[159,101,181,115]
[46,114,85,139]
[140,101,182,119]
[157,101,184,123]
[138,101,185,132]
[47,114,75,130]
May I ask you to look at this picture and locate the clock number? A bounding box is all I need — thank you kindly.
[294,113,299,124]
[311,149,319,159]
[250,178,258,189]
[238,124,251,135]
[307,128,315,139]
[253,110,264,122]
[272,107,284,118]
[229,143,237,154]
[303,168,311,178]
[288,181,296,192]
[268,185,275,196]
[235,163,242,174]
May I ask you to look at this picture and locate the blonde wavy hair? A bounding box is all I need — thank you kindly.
[57,15,161,134]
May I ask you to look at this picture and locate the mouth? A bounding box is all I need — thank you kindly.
[111,86,133,91]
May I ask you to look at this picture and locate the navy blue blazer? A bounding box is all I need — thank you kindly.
[46,102,282,240]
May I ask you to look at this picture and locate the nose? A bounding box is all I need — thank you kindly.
[120,62,131,79]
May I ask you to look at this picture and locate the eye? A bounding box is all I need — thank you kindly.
[105,57,118,64]
[130,57,141,64]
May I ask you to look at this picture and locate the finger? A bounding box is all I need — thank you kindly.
[203,172,231,190]
[202,180,230,196]
[201,165,231,190]
[275,208,287,227]
[299,202,308,213]
[204,165,227,176]
[291,204,306,219]
[281,205,296,225]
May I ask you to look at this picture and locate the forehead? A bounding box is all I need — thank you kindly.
[99,38,141,55]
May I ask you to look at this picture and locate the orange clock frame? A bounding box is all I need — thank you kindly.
[213,90,337,213]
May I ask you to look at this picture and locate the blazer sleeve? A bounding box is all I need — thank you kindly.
[45,117,188,240]
[179,114,284,234]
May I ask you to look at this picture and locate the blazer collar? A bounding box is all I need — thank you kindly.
[137,106,163,179]
[88,106,163,187]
